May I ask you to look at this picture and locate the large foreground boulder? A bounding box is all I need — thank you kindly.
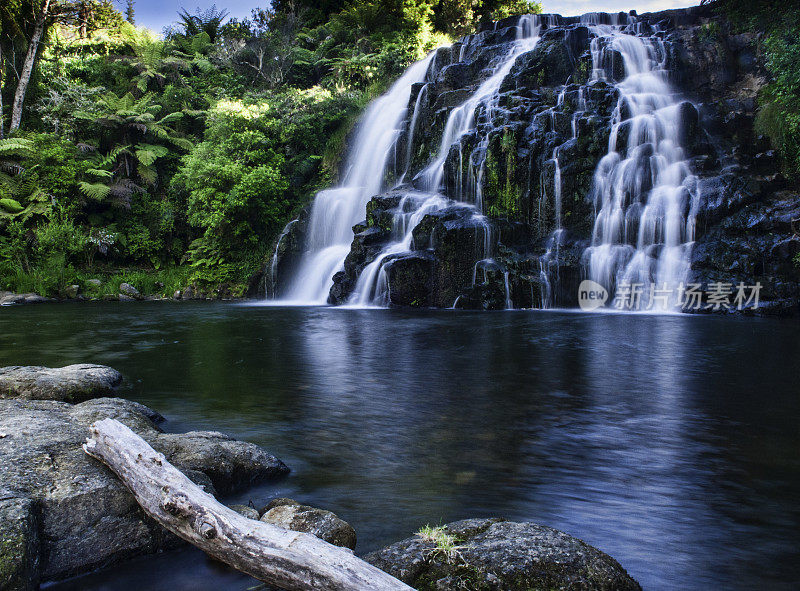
[0,364,123,402]
[0,397,289,585]
[365,518,641,591]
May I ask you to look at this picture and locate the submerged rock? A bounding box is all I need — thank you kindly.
[260,498,357,550]
[365,518,641,591]
[0,365,123,403]
[0,396,289,583]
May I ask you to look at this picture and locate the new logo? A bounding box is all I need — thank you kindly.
[578,280,608,311]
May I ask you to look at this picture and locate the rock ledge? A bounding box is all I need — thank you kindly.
[0,364,123,402]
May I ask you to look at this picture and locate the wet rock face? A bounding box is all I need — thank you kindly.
[365,518,641,591]
[501,28,582,92]
[384,253,435,307]
[691,187,800,312]
[0,396,289,583]
[260,207,309,298]
[0,365,123,403]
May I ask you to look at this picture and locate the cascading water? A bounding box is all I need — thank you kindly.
[579,14,699,309]
[418,15,542,199]
[278,10,703,311]
[283,52,437,304]
[348,15,543,307]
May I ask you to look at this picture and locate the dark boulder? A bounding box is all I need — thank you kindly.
[156,431,288,496]
[0,396,288,583]
[228,504,260,520]
[365,518,642,591]
[0,497,39,591]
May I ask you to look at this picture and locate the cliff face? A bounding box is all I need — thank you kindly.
[274,6,800,314]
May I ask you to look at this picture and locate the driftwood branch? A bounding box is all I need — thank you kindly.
[83,418,412,591]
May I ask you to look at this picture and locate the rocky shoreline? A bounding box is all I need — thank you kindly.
[0,365,289,589]
[2,284,797,316]
[0,283,251,305]
[0,363,645,591]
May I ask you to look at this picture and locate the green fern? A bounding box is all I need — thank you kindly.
[0,198,24,213]
[79,181,112,201]
[0,138,35,158]
[0,138,49,222]
[72,90,194,196]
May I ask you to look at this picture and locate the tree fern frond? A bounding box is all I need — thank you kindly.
[0,138,35,158]
[79,181,112,201]
[137,163,158,185]
[0,198,24,214]
[86,168,114,179]
[169,136,194,151]
[158,112,184,124]
[135,149,158,167]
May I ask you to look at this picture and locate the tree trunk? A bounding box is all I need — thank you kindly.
[10,0,51,132]
[83,418,413,591]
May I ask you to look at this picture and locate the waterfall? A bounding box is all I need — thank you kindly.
[277,10,701,311]
[580,15,699,310]
[348,15,543,307]
[268,219,298,298]
[283,52,437,304]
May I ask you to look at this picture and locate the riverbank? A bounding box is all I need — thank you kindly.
[1,287,797,316]
[0,263,264,305]
[0,280,253,305]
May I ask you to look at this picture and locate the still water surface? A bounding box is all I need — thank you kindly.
[2,303,798,590]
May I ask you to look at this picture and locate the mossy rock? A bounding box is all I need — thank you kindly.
[0,497,39,591]
[365,518,642,591]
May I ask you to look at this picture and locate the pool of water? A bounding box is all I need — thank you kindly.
[2,302,798,590]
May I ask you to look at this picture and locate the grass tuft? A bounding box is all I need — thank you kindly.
[416,525,465,564]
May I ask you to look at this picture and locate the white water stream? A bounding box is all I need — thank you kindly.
[284,53,437,303]
[581,14,699,308]
[349,15,543,306]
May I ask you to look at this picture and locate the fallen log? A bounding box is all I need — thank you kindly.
[83,418,413,591]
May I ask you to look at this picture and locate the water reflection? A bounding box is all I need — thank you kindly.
[1,303,797,591]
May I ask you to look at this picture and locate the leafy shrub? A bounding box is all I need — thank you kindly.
[173,88,361,268]
[755,32,800,178]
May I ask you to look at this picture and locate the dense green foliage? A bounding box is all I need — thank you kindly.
[0,0,541,297]
[717,0,800,179]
